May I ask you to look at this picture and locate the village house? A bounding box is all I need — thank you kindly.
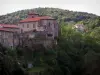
[0,24,20,47]
[73,24,86,32]
[0,12,59,48]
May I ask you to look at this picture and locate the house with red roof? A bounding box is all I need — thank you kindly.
[18,12,58,47]
[18,12,58,37]
[0,24,20,47]
[0,12,58,48]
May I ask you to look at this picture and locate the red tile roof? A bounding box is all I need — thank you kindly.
[20,16,54,23]
[0,24,19,28]
[20,18,40,23]
[0,24,19,32]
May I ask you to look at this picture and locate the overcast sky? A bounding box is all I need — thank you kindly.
[0,0,100,16]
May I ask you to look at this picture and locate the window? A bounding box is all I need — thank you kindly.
[48,22,50,27]
[21,29,23,33]
[27,24,29,28]
[38,21,42,27]
[33,24,35,28]
[23,24,24,28]
[47,34,53,37]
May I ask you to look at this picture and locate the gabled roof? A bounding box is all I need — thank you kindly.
[20,16,55,23]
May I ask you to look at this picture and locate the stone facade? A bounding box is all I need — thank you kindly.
[0,12,58,48]
[18,13,58,40]
[0,24,20,47]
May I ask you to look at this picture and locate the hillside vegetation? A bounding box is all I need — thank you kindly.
[0,7,100,30]
[0,8,98,22]
[1,7,100,75]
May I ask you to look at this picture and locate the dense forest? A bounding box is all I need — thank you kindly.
[1,7,100,75]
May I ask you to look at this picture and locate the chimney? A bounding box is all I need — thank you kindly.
[28,10,39,18]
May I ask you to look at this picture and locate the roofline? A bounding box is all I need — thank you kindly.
[20,20,38,23]
[0,24,19,29]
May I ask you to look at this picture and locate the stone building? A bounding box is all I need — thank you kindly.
[0,12,59,48]
[0,24,20,47]
[18,12,58,39]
